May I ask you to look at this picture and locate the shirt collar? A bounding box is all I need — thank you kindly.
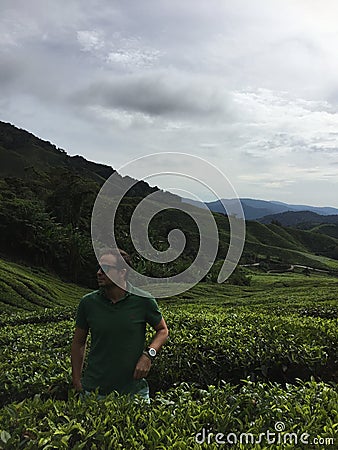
[99,281,134,302]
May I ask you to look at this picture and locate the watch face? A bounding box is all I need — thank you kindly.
[149,348,156,357]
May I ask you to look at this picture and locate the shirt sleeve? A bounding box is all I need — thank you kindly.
[145,297,162,328]
[75,297,89,330]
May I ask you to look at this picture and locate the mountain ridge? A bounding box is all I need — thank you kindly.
[259,210,338,227]
[182,197,338,220]
[0,120,115,183]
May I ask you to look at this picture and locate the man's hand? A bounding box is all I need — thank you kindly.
[133,354,152,379]
[72,379,83,392]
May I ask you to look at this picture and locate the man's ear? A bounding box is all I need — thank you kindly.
[121,268,127,279]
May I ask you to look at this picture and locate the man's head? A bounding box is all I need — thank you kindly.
[97,248,132,288]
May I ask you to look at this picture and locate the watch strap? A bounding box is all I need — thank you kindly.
[142,350,154,360]
[143,347,157,360]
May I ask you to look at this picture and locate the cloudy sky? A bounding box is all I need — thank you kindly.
[1,0,338,207]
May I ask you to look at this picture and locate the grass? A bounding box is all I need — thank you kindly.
[295,252,338,269]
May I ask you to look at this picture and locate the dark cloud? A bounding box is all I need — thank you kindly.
[71,71,233,119]
[0,53,21,87]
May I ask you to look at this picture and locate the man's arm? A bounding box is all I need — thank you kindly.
[71,326,88,391]
[133,318,169,380]
[146,317,169,352]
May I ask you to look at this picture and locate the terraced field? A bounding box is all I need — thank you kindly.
[0,258,88,313]
[0,259,337,449]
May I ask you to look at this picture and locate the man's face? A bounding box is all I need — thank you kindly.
[97,254,125,288]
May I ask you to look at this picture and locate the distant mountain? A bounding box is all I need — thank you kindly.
[266,200,338,216]
[183,197,338,220]
[259,210,338,227]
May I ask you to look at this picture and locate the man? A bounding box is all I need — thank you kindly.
[71,248,169,401]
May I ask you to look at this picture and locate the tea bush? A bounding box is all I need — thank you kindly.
[0,380,337,449]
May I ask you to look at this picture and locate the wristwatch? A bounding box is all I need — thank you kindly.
[143,347,157,360]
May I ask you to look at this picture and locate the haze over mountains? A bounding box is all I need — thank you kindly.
[259,211,338,226]
[183,197,338,221]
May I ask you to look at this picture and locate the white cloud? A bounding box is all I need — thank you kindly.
[70,70,235,121]
[106,47,160,69]
[233,89,338,158]
[77,30,105,52]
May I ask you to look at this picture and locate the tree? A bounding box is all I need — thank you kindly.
[46,169,99,229]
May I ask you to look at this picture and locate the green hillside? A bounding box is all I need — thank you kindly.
[0,257,88,313]
[0,121,178,199]
[245,221,307,251]
[311,223,338,240]
[246,221,338,255]
[0,121,114,183]
[243,220,338,270]
[1,120,338,283]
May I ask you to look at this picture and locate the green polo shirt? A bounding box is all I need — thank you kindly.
[75,282,162,395]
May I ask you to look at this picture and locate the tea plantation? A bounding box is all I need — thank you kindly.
[0,259,338,449]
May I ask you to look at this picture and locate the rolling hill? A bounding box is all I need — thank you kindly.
[243,220,338,270]
[258,210,338,227]
[0,257,88,313]
[257,211,338,242]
